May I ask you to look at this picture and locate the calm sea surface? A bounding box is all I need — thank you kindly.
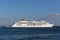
[0,26,60,40]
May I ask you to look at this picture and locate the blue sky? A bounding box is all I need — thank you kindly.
[0,0,60,26]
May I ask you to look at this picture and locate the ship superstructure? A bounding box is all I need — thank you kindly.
[12,19,54,27]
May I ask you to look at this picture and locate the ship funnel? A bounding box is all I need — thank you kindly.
[21,19,26,21]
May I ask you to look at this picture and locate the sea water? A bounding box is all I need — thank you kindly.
[0,26,60,40]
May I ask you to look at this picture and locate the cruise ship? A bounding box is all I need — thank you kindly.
[12,19,54,27]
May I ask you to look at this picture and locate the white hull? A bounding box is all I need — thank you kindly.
[11,19,54,28]
[12,24,54,27]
